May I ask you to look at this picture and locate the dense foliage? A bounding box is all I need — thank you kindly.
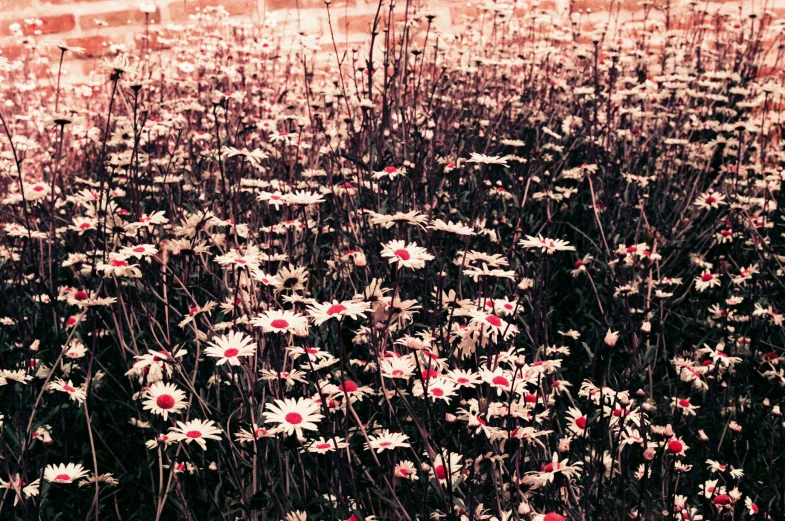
[0,2,784,520]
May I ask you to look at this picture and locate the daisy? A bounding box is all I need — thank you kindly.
[119,244,158,259]
[168,419,223,450]
[264,397,323,438]
[428,219,476,236]
[252,309,309,336]
[142,382,187,421]
[672,397,699,416]
[44,463,90,484]
[379,356,417,380]
[304,436,347,454]
[78,473,119,488]
[695,271,721,292]
[745,497,759,515]
[468,310,518,340]
[366,430,411,453]
[235,424,280,444]
[380,240,434,270]
[49,378,87,404]
[394,460,419,480]
[282,190,325,205]
[565,407,589,436]
[0,475,40,505]
[205,331,256,365]
[522,453,583,487]
[307,300,371,325]
[666,436,689,457]
[519,235,576,254]
[414,378,458,404]
[479,367,517,395]
[429,452,464,485]
[96,255,142,278]
[445,369,482,388]
[466,153,508,165]
[694,190,727,209]
[63,340,88,359]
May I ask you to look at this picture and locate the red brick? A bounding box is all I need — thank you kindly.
[265,0,355,9]
[37,0,104,4]
[334,13,390,35]
[80,8,161,28]
[168,0,253,20]
[66,35,112,58]
[0,14,77,37]
[0,44,28,60]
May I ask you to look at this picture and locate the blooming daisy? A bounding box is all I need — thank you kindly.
[519,235,576,254]
[380,240,434,270]
[672,397,699,416]
[394,460,419,480]
[565,407,589,436]
[252,309,309,336]
[694,271,721,292]
[44,463,90,484]
[365,430,411,453]
[694,190,727,209]
[235,424,280,443]
[205,331,256,365]
[142,382,187,421]
[301,437,345,454]
[264,397,323,438]
[168,419,223,450]
[306,300,371,325]
[49,378,87,404]
[429,452,464,485]
[0,474,40,505]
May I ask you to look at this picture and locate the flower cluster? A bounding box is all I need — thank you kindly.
[0,1,783,521]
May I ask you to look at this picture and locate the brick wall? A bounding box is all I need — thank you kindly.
[0,0,782,81]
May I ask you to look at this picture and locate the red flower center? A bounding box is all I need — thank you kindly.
[156,394,175,409]
[111,259,128,267]
[575,416,587,429]
[543,514,565,521]
[667,440,683,453]
[430,387,445,397]
[285,412,303,425]
[384,166,397,173]
[270,319,289,329]
[713,494,731,505]
[394,249,411,260]
[186,430,202,439]
[73,290,89,301]
[485,315,502,327]
[701,273,714,282]
[340,381,358,392]
[491,375,510,387]
[434,465,446,480]
[133,246,146,253]
[421,369,438,381]
[678,399,690,408]
[327,304,347,315]
[54,474,71,481]
[63,384,76,393]
[224,348,239,358]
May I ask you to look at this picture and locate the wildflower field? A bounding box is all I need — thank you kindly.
[0,1,784,520]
